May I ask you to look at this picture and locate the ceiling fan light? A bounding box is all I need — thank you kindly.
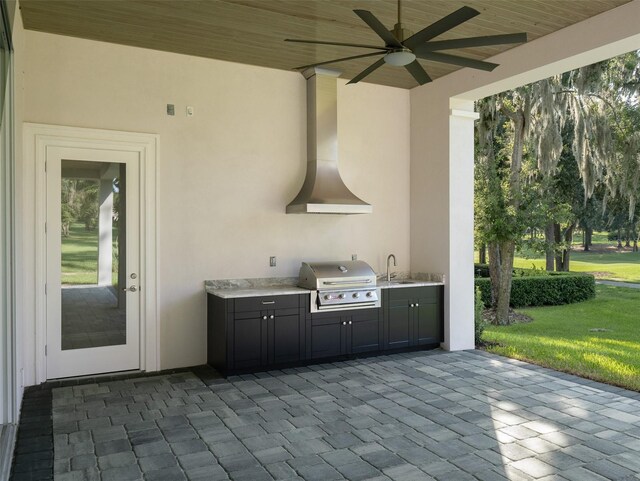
[384,50,416,67]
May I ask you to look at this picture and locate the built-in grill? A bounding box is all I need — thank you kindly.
[298,261,380,312]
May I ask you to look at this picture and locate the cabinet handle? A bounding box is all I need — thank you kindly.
[261,301,275,305]
[269,315,274,319]
[342,321,347,326]
[410,304,414,308]
[415,303,419,307]
[348,321,352,325]
[262,316,268,320]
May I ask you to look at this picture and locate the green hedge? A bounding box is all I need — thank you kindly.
[475,272,596,308]
[474,264,491,278]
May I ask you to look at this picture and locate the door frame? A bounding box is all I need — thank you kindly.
[24,123,159,383]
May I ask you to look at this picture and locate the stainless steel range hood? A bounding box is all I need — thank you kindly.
[286,67,372,215]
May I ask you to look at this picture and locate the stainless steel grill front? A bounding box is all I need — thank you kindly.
[298,261,380,312]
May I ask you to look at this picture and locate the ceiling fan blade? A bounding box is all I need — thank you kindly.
[414,51,498,71]
[404,6,480,49]
[285,39,391,51]
[354,10,402,48]
[420,33,528,51]
[404,61,432,85]
[294,51,385,70]
[347,58,386,84]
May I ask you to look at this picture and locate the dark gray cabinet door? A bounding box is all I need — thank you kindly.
[232,313,265,369]
[415,302,441,345]
[269,312,302,364]
[310,315,345,359]
[387,299,411,349]
[350,310,381,354]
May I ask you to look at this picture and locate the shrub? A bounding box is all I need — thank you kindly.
[474,272,595,308]
[474,264,490,278]
[474,287,487,345]
[475,263,548,278]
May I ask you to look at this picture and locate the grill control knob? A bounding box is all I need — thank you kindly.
[352,293,360,299]
[366,292,373,298]
[338,294,345,299]
[324,295,330,300]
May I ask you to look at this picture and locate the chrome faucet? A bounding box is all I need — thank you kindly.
[386,254,397,282]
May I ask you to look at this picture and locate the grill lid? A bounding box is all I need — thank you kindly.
[298,260,377,290]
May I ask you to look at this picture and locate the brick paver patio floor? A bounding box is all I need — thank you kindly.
[13,350,640,480]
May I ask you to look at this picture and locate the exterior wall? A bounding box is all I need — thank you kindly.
[410,0,640,351]
[18,31,411,379]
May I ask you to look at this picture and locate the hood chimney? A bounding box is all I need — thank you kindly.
[286,67,372,214]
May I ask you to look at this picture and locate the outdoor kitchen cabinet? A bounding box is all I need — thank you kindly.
[307,308,381,360]
[383,286,443,349]
[207,293,306,373]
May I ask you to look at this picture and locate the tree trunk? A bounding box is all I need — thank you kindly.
[625,228,631,247]
[584,227,592,251]
[617,229,623,249]
[545,222,555,271]
[479,243,487,264]
[562,223,576,271]
[495,241,515,325]
[554,223,564,271]
[488,240,515,325]
[488,242,500,308]
[554,222,575,272]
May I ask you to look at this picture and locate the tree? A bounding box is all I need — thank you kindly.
[475,51,640,323]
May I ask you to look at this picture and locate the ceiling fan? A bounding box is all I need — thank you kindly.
[285,0,527,85]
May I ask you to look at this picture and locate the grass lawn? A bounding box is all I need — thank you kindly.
[483,284,640,392]
[513,251,640,283]
[499,231,640,283]
[62,222,118,285]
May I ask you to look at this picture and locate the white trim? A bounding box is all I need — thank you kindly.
[449,109,479,120]
[1,51,16,427]
[23,123,159,383]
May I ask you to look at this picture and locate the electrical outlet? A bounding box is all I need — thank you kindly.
[352,254,357,261]
[186,106,194,117]
[270,256,276,267]
[166,104,175,116]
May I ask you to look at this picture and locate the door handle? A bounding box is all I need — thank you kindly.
[122,286,137,292]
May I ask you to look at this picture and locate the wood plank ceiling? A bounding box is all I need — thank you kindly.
[19,0,631,89]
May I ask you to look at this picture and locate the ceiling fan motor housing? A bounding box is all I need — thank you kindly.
[392,23,413,43]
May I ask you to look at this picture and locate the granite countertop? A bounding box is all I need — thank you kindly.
[205,275,445,298]
[207,285,310,298]
[377,280,444,289]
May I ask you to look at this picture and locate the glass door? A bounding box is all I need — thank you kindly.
[46,149,140,379]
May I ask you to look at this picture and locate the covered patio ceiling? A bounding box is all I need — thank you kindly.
[19,0,631,89]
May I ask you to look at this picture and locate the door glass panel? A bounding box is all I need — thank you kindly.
[60,160,126,350]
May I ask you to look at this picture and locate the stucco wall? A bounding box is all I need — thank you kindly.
[19,31,411,377]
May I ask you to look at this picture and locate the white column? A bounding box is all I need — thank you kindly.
[410,90,476,351]
[97,179,113,286]
[446,102,478,351]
